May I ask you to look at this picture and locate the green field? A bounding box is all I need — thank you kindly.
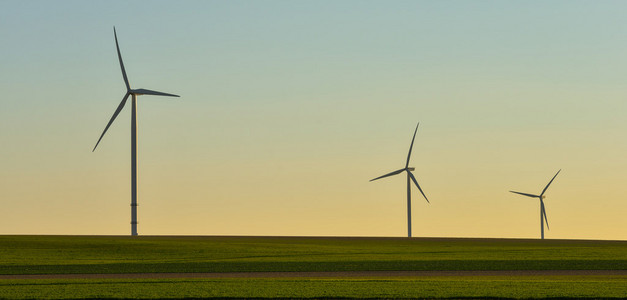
[0,235,625,299]
[1,235,625,274]
[2,276,626,299]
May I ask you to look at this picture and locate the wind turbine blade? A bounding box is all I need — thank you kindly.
[541,200,549,230]
[540,169,561,197]
[114,27,131,91]
[408,171,429,203]
[405,122,419,168]
[509,191,540,198]
[93,93,130,152]
[370,168,405,182]
[132,88,180,97]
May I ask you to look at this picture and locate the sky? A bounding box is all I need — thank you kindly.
[1,0,626,240]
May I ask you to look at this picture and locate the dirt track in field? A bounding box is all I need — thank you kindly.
[1,270,625,280]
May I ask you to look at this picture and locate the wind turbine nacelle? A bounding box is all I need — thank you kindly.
[541,195,546,199]
[407,167,415,171]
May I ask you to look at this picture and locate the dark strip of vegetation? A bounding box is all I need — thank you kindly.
[1,259,625,275]
[1,277,626,299]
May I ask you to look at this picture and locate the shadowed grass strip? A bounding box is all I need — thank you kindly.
[1,259,625,275]
[0,276,626,299]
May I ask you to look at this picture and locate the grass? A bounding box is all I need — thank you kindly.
[1,276,626,299]
[0,235,625,299]
[0,235,625,274]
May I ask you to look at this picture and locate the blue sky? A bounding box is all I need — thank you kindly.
[1,1,626,239]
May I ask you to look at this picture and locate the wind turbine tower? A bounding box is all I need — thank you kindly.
[370,123,430,238]
[93,27,179,236]
[510,169,561,239]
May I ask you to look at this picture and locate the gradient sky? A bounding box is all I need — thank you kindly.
[1,1,626,239]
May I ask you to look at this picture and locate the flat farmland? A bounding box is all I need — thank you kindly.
[0,236,625,299]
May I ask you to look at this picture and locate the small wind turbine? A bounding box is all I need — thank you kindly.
[370,123,430,238]
[93,27,179,236]
[510,169,561,240]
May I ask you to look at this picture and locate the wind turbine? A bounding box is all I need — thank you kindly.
[370,123,430,238]
[510,169,561,240]
[93,27,179,236]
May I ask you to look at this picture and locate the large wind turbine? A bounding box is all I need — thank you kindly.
[93,27,179,236]
[510,169,561,240]
[370,123,430,238]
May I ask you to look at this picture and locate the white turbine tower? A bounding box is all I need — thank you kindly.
[93,27,179,236]
[370,123,430,238]
[510,169,561,240]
